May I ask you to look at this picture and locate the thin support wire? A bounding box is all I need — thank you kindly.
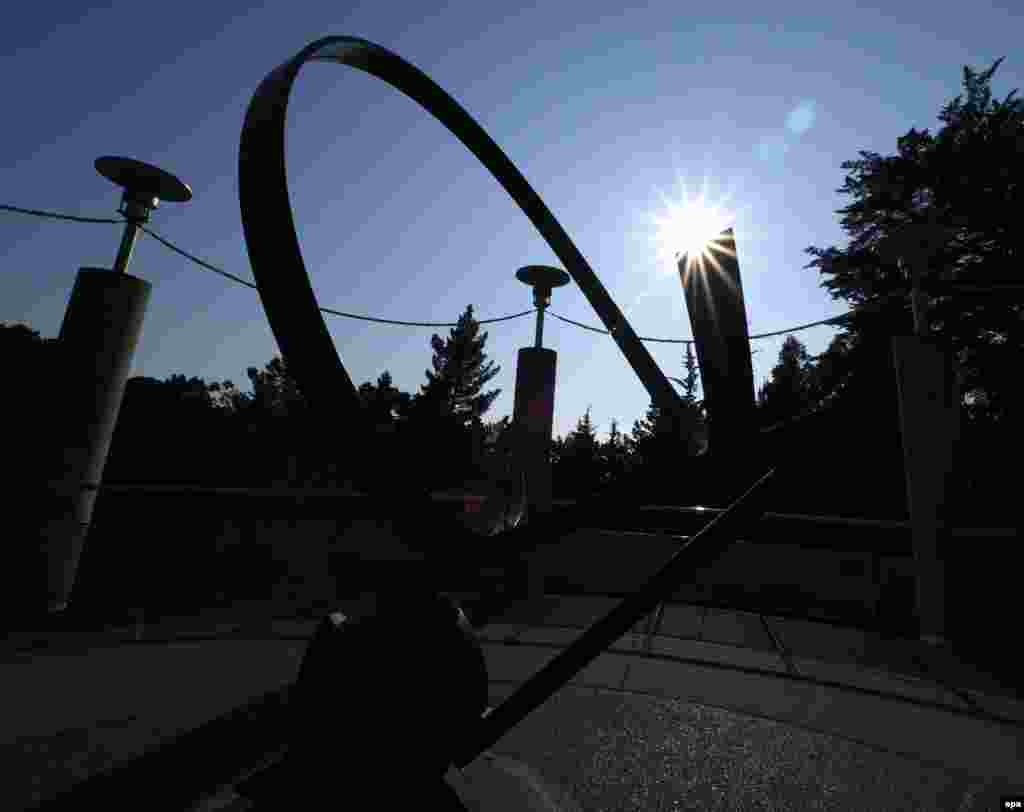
[0,203,124,224]
[4,201,912,341]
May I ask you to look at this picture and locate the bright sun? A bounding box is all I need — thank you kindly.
[652,195,732,268]
[648,173,738,275]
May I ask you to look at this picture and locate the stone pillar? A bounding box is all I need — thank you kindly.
[892,335,959,644]
[512,347,557,521]
[679,230,757,465]
[41,268,151,613]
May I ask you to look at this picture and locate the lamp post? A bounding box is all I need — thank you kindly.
[41,157,191,615]
[511,266,570,524]
[504,266,568,600]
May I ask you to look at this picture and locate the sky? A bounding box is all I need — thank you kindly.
[2,1,1022,443]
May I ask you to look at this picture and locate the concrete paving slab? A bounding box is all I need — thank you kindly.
[448,752,584,812]
[514,628,583,647]
[912,643,1021,700]
[646,636,790,674]
[479,595,566,628]
[858,634,933,675]
[477,623,528,643]
[539,596,623,628]
[763,615,871,664]
[700,609,774,650]
[608,633,647,654]
[481,643,560,683]
[480,644,630,694]
[571,652,633,690]
[508,627,646,650]
[2,639,306,810]
[654,603,704,639]
[2,640,305,742]
[790,656,968,709]
[963,691,1024,724]
[487,682,518,705]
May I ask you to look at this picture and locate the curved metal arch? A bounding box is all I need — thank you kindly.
[238,35,683,437]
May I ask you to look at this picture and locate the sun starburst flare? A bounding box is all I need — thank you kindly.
[627,166,753,310]
[651,186,736,276]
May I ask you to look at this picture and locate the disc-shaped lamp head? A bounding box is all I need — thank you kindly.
[95,156,192,273]
[515,265,570,308]
[95,156,193,208]
[516,265,570,348]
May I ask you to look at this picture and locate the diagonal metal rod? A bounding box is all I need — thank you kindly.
[453,465,778,767]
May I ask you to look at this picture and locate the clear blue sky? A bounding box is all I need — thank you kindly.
[3,1,1021,441]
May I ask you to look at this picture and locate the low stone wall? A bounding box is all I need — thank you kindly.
[531,529,906,621]
[68,488,1000,641]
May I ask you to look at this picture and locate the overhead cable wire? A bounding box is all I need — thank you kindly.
[136,225,882,338]
[318,304,535,327]
[549,311,851,344]
[3,202,909,341]
[0,203,124,225]
[140,224,535,327]
[139,224,260,290]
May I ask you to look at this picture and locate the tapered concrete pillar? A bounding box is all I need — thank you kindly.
[41,267,151,612]
[892,336,959,644]
[679,229,757,462]
[512,347,557,521]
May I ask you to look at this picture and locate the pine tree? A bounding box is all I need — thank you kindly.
[403,305,504,489]
[601,417,630,484]
[758,335,814,426]
[419,304,501,427]
[634,343,707,462]
[556,406,602,496]
[568,405,598,452]
[358,370,412,426]
[677,343,701,404]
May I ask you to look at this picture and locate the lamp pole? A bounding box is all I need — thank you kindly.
[41,157,191,615]
[511,266,570,523]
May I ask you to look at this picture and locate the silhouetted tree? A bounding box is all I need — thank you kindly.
[549,434,567,469]
[418,304,501,426]
[206,379,251,415]
[671,343,702,404]
[3,323,61,485]
[397,305,504,491]
[357,370,412,427]
[553,406,604,497]
[632,344,707,468]
[599,417,632,485]
[106,374,230,485]
[804,57,1023,424]
[757,335,814,426]
[802,57,1023,521]
[247,355,307,419]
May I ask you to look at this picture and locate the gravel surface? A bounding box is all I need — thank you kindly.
[487,687,1016,812]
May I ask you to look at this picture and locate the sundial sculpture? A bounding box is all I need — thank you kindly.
[237,36,777,791]
[238,36,687,446]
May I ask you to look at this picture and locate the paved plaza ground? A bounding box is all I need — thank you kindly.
[5,593,1023,810]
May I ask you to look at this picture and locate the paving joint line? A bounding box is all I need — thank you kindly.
[643,602,666,654]
[483,642,1022,726]
[760,614,802,677]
